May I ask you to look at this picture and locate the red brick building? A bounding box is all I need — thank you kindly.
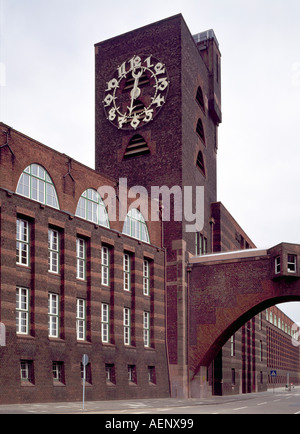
[0,14,299,404]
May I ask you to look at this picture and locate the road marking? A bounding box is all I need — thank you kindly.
[294,410,300,414]
[273,399,281,402]
[257,402,267,406]
[233,406,247,411]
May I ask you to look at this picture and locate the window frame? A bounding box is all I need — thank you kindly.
[76,238,86,280]
[16,218,29,267]
[75,188,109,228]
[287,254,297,273]
[16,164,59,209]
[52,361,65,383]
[76,298,86,341]
[123,253,131,291]
[143,259,150,296]
[48,293,59,338]
[16,287,29,335]
[122,208,150,243]
[101,303,110,344]
[101,246,110,286]
[20,360,34,384]
[123,307,131,346]
[48,228,59,274]
[275,256,281,274]
[143,311,150,348]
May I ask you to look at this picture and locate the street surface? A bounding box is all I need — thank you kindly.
[0,387,299,414]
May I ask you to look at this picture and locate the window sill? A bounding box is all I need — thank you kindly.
[53,381,66,387]
[17,334,34,340]
[21,381,35,387]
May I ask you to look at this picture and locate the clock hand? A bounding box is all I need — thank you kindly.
[128,69,143,114]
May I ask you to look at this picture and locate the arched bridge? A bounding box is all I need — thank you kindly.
[188,243,300,382]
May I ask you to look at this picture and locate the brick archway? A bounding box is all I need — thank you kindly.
[188,243,300,377]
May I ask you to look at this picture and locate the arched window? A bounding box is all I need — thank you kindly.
[16,163,59,209]
[122,208,150,243]
[196,86,205,112]
[196,118,205,143]
[196,151,206,176]
[124,134,150,159]
[76,188,109,228]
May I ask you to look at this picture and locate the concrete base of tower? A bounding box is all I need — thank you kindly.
[190,366,212,399]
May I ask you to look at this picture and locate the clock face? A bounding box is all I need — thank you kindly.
[103,54,169,130]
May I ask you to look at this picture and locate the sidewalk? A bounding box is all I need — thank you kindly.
[0,386,298,414]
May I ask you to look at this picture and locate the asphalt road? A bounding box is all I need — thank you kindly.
[0,387,299,414]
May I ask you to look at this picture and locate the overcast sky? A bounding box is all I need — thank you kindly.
[1,0,300,323]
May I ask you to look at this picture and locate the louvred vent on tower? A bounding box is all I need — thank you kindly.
[124,134,150,159]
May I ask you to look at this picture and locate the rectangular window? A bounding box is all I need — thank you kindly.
[101,303,110,343]
[48,229,59,273]
[101,246,109,286]
[143,311,150,348]
[123,307,131,346]
[16,287,29,335]
[195,232,207,256]
[288,254,297,273]
[123,253,131,291]
[148,366,156,384]
[143,260,150,296]
[231,368,236,386]
[105,364,115,384]
[128,365,137,383]
[230,334,235,357]
[48,293,59,338]
[76,238,86,280]
[20,360,34,383]
[76,298,86,341]
[275,256,281,274]
[52,361,64,383]
[16,218,29,266]
[259,340,263,362]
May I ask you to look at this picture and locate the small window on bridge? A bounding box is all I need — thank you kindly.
[275,256,281,274]
[287,254,297,273]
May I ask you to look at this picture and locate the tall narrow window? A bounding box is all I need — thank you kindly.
[76,299,86,341]
[275,256,281,274]
[16,218,29,266]
[101,246,109,286]
[196,118,205,142]
[230,335,235,357]
[143,311,150,348]
[195,232,207,255]
[76,238,86,280]
[16,287,29,335]
[101,303,110,343]
[123,253,131,291]
[196,151,206,176]
[48,293,59,338]
[48,229,59,273]
[196,86,205,111]
[143,260,150,296]
[124,307,131,346]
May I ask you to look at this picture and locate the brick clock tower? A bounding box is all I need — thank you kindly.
[95,14,221,397]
